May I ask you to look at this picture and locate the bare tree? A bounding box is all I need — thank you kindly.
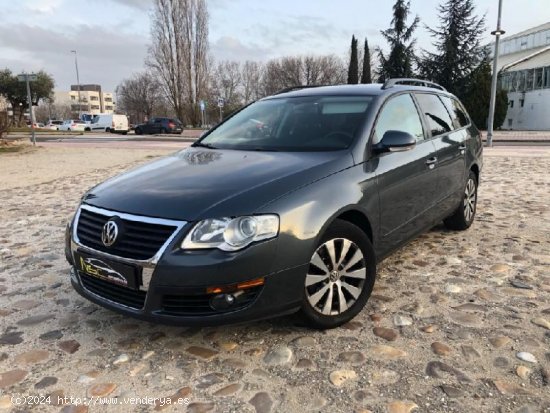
[34,99,73,122]
[211,61,242,112]
[147,0,209,126]
[116,72,162,124]
[262,55,345,95]
[242,61,263,104]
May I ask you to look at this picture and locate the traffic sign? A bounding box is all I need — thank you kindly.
[217,98,225,108]
[17,73,37,82]
[199,100,205,111]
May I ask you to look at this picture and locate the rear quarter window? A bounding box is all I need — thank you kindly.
[440,96,470,129]
[414,93,454,137]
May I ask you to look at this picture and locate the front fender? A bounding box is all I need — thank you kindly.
[255,164,378,273]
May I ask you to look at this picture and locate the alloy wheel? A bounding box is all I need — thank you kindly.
[305,238,366,316]
[463,178,476,222]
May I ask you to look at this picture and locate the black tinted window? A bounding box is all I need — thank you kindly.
[415,94,454,137]
[440,96,470,128]
[374,94,424,144]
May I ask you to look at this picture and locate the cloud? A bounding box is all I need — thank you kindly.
[25,0,63,14]
[0,24,148,91]
[106,0,151,10]
[211,36,271,62]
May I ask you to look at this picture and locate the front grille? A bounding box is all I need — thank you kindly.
[161,287,261,316]
[76,208,177,260]
[80,272,146,309]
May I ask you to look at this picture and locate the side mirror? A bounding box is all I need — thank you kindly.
[374,130,416,153]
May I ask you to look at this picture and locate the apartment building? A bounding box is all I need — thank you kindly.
[54,84,116,115]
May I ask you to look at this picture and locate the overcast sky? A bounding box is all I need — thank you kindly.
[0,0,548,91]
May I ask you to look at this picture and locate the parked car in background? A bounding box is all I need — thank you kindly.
[59,119,86,132]
[134,117,183,135]
[45,120,64,130]
[87,114,129,134]
[66,79,482,329]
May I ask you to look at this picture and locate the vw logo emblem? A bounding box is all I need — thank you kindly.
[101,220,119,247]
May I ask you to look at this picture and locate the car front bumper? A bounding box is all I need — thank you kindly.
[67,205,305,325]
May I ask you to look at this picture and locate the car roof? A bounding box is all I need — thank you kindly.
[263,83,456,100]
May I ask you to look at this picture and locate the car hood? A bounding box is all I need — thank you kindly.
[83,147,353,221]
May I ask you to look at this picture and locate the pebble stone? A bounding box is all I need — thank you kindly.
[249,392,273,413]
[516,366,531,379]
[373,327,398,341]
[213,383,242,396]
[263,345,292,365]
[0,369,28,389]
[112,353,130,365]
[531,317,550,330]
[387,401,418,413]
[87,383,117,397]
[431,342,452,356]
[329,369,357,387]
[186,346,219,360]
[58,340,80,354]
[371,345,407,359]
[516,352,537,363]
[489,336,511,348]
[393,315,413,326]
[34,376,58,389]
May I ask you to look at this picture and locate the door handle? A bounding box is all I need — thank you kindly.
[426,156,437,169]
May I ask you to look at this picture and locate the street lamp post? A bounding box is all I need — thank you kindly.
[71,50,82,118]
[486,0,505,147]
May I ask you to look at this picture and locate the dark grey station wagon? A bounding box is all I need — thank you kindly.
[66,78,482,329]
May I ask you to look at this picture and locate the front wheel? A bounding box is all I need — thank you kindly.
[298,220,376,329]
[444,170,478,230]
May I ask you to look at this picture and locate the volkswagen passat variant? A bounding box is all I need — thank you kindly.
[66,79,482,329]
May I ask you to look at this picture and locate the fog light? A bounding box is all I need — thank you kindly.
[210,293,237,311]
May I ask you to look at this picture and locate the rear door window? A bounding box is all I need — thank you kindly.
[373,93,424,144]
[415,93,454,137]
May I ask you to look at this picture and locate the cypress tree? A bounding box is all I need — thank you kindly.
[378,0,419,82]
[462,60,508,129]
[360,38,372,84]
[347,35,359,84]
[419,0,486,97]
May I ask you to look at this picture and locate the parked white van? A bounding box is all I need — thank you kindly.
[87,114,129,134]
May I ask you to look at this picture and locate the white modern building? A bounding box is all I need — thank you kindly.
[496,22,550,130]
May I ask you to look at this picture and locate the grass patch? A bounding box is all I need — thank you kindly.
[0,140,37,154]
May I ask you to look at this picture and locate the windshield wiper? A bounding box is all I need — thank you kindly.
[193,142,219,149]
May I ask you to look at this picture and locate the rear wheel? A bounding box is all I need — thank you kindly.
[299,220,376,329]
[444,170,478,230]
[160,127,167,134]
[105,127,110,133]
[135,128,142,135]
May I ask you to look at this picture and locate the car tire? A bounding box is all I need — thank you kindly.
[160,128,167,134]
[298,219,376,329]
[122,131,128,135]
[105,128,110,133]
[135,128,142,135]
[443,170,478,230]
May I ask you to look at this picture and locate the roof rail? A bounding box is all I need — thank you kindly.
[382,78,447,91]
[274,85,328,95]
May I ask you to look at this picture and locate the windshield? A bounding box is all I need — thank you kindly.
[199,96,373,151]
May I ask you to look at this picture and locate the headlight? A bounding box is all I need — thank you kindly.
[182,215,279,251]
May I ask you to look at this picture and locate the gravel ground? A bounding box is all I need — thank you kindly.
[0,146,549,413]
